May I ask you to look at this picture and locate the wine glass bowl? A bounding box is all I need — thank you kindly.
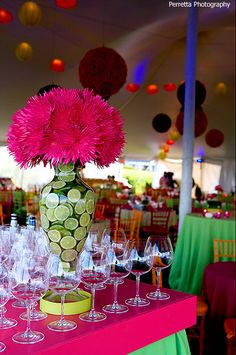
[125,239,153,307]
[47,256,81,332]
[145,236,174,300]
[78,246,110,322]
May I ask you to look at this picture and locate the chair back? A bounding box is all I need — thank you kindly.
[115,217,137,240]
[131,209,143,240]
[0,203,4,225]
[151,208,171,235]
[213,239,236,262]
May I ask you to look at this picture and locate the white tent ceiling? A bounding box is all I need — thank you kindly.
[0,0,235,163]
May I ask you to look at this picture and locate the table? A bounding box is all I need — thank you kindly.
[201,262,236,354]
[1,280,196,354]
[169,213,236,295]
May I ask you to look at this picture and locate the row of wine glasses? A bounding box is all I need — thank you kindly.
[0,224,174,351]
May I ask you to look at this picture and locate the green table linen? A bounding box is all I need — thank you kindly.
[169,214,236,295]
[129,330,191,355]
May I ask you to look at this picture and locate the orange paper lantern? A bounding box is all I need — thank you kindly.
[15,42,33,61]
[18,1,42,27]
[50,58,65,72]
[163,145,170,153]
[0,8,13,23]
[146,84,158,95]
[215,82,227,95]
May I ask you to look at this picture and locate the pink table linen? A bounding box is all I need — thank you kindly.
[1,280,196,355]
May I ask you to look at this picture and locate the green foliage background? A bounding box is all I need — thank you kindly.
[122,166,153,195]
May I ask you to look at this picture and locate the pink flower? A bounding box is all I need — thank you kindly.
[8,88,125,168]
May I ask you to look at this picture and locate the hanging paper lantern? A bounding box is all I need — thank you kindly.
[15,42,33,61]
[163,145,170,153]
[152,113,172,133]
[175,108,208,138]
[166,139,174,145]
[159,151,167,160]
[215,82,227,95]
[79,47,127,100]
[177,80,206,107]
[169,130,180,142]
[146,84,158,94]
[18,1,42,27]
[37,84,62,96]
[0,8,13,23]
[163,83,176,92]
[50,58,65,72]
[126,83,140,93]
[205,129,224,148]
[55,0,77,8]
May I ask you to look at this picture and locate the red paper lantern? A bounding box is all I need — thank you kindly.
[18,1,42,27]
[0,8,13,23]
[163,83,177,92]
[50,58,65,72]
[166,139,174,145]
[146,84,158,95]
[175,108,208,137]
[126,83,140,93]
[55,0,77,8]
[205,129,224,148]
[79,47,127,100]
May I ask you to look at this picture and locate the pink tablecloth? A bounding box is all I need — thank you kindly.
[1,280,196,355]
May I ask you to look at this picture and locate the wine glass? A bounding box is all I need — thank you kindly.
[125,239,153,307]
[145,236,174,300]
[102,227,127,285]
[47,255,81,332]
[84,228,107,291]
[10,250,49,344]
[20,229,50,321]
[103,241,132,313]
[0,263,13,352]
[78,245,110,322]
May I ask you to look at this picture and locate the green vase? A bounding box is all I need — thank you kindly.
[39,162,96,262]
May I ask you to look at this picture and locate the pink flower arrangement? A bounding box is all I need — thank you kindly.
[8,87,125,168]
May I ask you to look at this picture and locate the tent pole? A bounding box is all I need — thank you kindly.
[178,4,198,232]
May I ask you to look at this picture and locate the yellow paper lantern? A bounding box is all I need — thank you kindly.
[18,1,42,27]
[159,151,167,160]
[169,130,180,142]
[15,42,33,61]
[215,82,227,95]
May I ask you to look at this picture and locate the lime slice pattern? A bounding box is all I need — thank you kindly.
[54,205,70,221]
[74,227,87,241]
[39,162,96,262]
[60,236,76,250]
[64,218,78,230]
[68,189,81,203]
[80,212,90,227]
[75,200,86,215]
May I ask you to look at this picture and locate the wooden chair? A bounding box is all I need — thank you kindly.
[131,209,143,240]
[0,203,4,224]
[224,318,236,355]
[213,239,236,262]
[187,296,208,355]
[115,217,138,240]
[141,207,171,237]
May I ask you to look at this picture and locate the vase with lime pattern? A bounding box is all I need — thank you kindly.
[39,162,96,262]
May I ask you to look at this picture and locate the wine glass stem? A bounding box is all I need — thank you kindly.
[135,275,141,299]
[113,280,119,306]
[60,294,65,322]
[89,286,96,317]
[26,303,32,333]
[155,268,161,295]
